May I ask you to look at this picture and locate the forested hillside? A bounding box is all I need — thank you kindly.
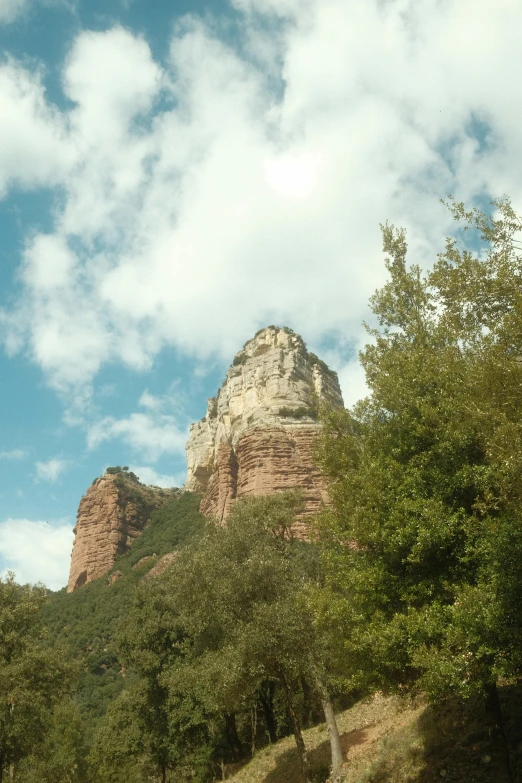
[42,491,206,726]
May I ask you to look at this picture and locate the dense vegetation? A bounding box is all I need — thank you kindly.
[316,198,522,781]
[41,492,205,726]
[3,199,522,782]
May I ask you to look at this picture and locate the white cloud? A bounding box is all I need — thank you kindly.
[0,61,71,194]
[87,413,187,462]
[35,458,70,483]
[0,518,73,591]
[0,0,29,23]
[3,2,522,413]
[0,449,27,460]
[264,152,322,200]
[138,390,163,410]
[87,385,188,461]
[0,0,74,23]
[337,361,370,410]
[128,464,186,488]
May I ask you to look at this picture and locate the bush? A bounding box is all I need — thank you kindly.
[278,406,317,420]
[232,352,248,366]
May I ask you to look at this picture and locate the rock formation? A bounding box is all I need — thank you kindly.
[185,326,344,535]
[67,326,344,591]
[67,471,176,592]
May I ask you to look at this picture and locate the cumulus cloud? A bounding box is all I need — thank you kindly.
[87,385,188,461]
[0,0,29,23]
[3,1,522,412]
[0,61,71,194]
[0,518,73,590]
[87,413,187,461]
[127,465,186,488]
[35,457,70,483]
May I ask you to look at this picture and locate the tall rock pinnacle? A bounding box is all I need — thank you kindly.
[185,326,344,533]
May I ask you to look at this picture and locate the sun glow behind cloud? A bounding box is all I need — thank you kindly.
[264,153,323,200]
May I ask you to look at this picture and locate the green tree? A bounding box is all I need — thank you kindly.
[89,681,168,783]
[108,577,213,782]
[153,493,343,783]
[16,700,88,783]
[316,198,522,781]
[0,574,75,782]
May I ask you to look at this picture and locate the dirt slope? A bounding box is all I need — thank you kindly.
[228,686,522,783]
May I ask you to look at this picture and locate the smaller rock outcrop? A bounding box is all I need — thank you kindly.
[141,552,180,581]
[67,471,176,592]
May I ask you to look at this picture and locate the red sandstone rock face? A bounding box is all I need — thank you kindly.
[199,425,329,536]
[67,474,174,592]
[188,326,345,533]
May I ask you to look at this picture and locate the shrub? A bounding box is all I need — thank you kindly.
[278,406,317,420]
[232,352,248,366]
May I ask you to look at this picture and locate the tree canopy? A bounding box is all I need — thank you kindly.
[0,574,75,782]
[317,198,522,780]
[106,493,345,782]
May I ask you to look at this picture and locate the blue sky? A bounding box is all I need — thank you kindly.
[1,0,521,589]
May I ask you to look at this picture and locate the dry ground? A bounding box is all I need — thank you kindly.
[227,685,522,783]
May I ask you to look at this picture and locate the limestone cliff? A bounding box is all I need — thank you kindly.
[185,326,344,534]
[67,471,176,592]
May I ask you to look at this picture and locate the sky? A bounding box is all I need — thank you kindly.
[1,0,521,590]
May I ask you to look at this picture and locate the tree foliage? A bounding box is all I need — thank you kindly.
[0,574,75,782]
[317,198,522,708]
[16,701,88,783]
[110,493,344,782]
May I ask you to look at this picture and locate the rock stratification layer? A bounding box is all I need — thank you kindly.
[185,326,344,534]
[67,472,175,592]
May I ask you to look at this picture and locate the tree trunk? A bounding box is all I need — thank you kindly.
[301,676,314,728]
[0,750,4,783]
[313,674,345,782]
[259,685,278,744]
[224,713,243,759]
[251,705,258,756]
[280,674,312,783]
[485,682,513,783]
[160,763,166,783]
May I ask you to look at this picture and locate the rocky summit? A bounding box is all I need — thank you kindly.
[67,326,344,590]
[185,326,344,535]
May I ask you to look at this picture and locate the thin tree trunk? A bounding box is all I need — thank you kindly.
[259,687,278,744]
[160,763,166,783]
[251,705,258,756]
[301,676,314,728]
[280,673,312,783]
[0,750,4,783]
[313,674,344,782]
[485,682,513,783]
